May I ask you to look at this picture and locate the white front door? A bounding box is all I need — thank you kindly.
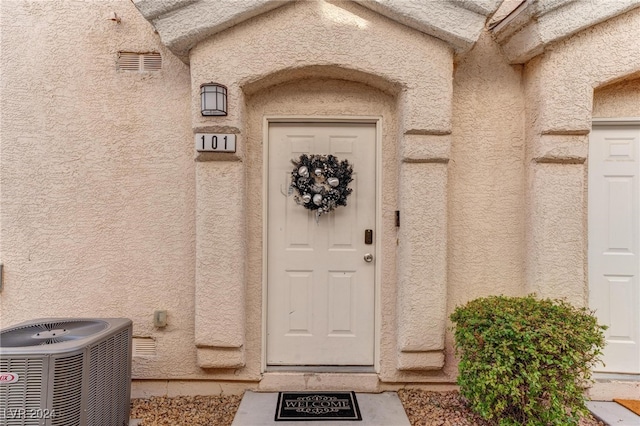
[266,122,376,366]
[588,124,640,374]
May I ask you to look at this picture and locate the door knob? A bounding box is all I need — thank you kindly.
[364,253,374,262]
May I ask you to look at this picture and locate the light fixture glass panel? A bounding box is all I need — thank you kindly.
[200,83,227,116]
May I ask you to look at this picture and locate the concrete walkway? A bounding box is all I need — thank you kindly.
[231,391,411,426]
[587,401,640,425]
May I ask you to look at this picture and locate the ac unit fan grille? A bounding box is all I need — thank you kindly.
[0,358,44,426]
[1,320,108,347]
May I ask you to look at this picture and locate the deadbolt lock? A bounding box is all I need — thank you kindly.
[365,229,373,245]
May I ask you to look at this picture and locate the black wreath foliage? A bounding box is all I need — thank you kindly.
[290,154,354,216]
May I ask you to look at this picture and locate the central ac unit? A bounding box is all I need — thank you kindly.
[0,318,132,426]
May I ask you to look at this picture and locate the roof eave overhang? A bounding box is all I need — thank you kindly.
[491,0,640,64]
[133,0,289,63]
[132,0,504,64]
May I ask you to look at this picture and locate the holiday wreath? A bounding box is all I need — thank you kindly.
[289,154,354,218]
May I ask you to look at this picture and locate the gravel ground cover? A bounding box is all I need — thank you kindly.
[130,395,242,426]
[130,390,605,425]
[397,389,605,426]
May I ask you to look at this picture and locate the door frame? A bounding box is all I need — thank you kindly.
[589,117,640,377]
[261,116,383,373]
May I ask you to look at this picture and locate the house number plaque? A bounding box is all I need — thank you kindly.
[195,133,236,153]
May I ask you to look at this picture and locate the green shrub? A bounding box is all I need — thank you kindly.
[450,295,606,426]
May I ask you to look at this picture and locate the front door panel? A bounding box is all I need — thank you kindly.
[267,122,376,365]
[589,125,640,374]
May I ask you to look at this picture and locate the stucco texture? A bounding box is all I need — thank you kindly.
[593,77,640,118]
[189,0,456,383]
[449,32,525,306]
[523,7,640,305]
[3,0,640,396]
[0,1,198,379]
[189,0,453,134]
[524,7,640,136]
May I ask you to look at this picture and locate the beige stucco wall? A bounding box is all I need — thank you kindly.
[523,7,640,306]
[445,31,526,376]
[449,32,525,305]
[0,0,199,379]
[0,0,527,389]
[189,0,453,134]
[593,77,640,118]
[188,0,457,384]
[3,0,638,396]
[524,8,640,136]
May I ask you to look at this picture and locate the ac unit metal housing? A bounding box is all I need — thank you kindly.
[0,318,132,426]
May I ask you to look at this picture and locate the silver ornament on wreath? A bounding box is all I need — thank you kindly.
[288,153,354,219]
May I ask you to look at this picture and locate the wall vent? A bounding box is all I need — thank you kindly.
[118,52,162,72]
[132,337,157,356]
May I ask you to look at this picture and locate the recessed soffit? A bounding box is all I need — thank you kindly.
[132,0,504,63]
[492,0,640,64]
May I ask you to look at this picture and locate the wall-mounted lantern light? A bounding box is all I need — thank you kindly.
[200,83,227,116]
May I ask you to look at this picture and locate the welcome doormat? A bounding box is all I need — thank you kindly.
[275,391,362,421]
